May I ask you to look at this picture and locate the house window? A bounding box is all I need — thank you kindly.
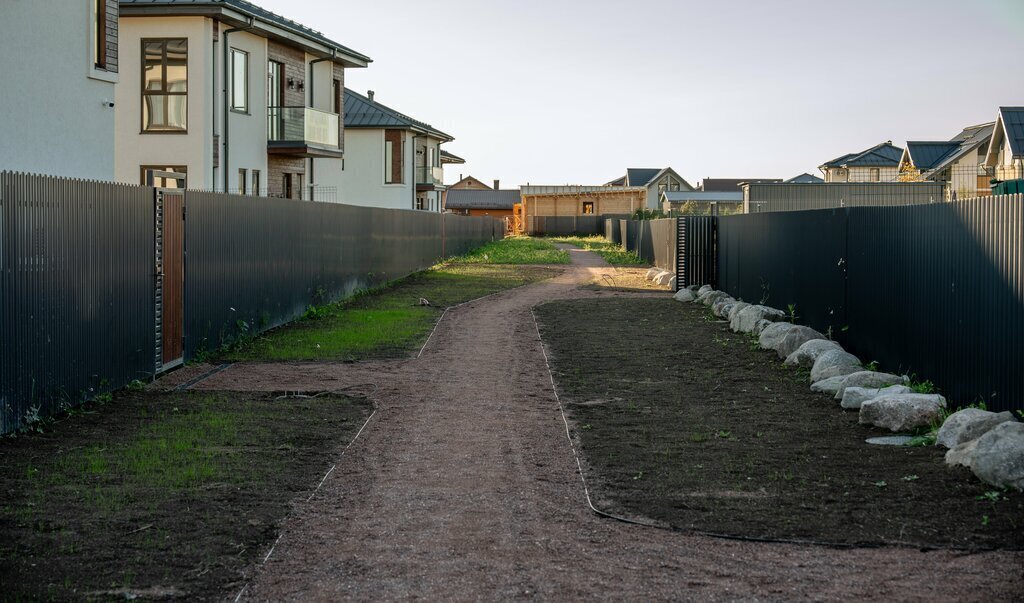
[140,165,187,188]
[282,173,292,199]
[230,49,249,113]
[870,168,880,182]
[384,129,403,184]
[582,201,595,215]
[142,38,188,132]
[238,169,247,195]
[93,0,107,69]
[416,195,426,210]
[252,170,261,196]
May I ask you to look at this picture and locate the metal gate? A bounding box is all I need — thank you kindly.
[155,188,185,371]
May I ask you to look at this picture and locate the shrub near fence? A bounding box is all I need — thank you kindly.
[0,172,501,433]
[716,194,1024,413]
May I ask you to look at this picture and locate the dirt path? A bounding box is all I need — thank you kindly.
[189,248,1022,601]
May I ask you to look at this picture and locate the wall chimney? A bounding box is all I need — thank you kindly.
[493,179,500,190]
[368,90,375,102]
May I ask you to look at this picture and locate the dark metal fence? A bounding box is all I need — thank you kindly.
[533,214,632,237]
[0,172,500,433]
[678,216,717,289]
[604,218,621,245]
[715,194,1024,413]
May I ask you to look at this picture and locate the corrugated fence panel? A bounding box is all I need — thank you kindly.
[679,216,716,288]
[0,172,154,433]
[746,182,947,213]
[647,218,677,272]
[604,218,621,245]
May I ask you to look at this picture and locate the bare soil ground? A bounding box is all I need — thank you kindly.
[174,246,1023,601]
[535,297,1024,549]
[0,391,371,601]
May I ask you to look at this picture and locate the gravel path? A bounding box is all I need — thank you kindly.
[189,248,1023,601]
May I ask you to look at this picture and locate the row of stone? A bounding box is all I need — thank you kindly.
[645,268,676,288]
[672,283,1023,491]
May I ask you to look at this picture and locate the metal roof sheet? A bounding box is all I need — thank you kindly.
[1000,107,1024,157]
[344,90,453,141]
[905,142,961,170]
[626,168,662,187]
[783,173,824,184]
[820,142,903,168]
[120,0,371,64]
[444,189,520,210]
[440,150,465,164]
[663,191,742,203]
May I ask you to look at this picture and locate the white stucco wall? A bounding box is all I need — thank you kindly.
[331,128,415,210]
[0,0,116,180]
[115,16,212,187]
[223,31,268,193]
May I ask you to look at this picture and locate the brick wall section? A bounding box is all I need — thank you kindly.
[268,41,305,108]
[385,129,404,183]
[268,156,304,199]
[333,63,345,154]
[102,0,118,72]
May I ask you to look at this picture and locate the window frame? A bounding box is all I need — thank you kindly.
[93,0,107,70]
[582,201,595,215]
[230,48,249,114]
[141,38,189,134]
[140,165,188,188]
[237,168,247,195]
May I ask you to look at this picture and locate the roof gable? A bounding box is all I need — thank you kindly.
[625,168,662,187]
[998,107,1024,158]
[344,90,452,141]
[784,173,824,184]
[905,142,961,170]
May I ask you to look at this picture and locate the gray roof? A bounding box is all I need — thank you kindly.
[120,0,371,65]
[662,191,742,203]
[440,150,465,164]
[445,189,519,210]
[820,142,904,168]
[784,173,825,184]
[904,142,961,170]
[344,90,453,141]
[626,168,663,187]
[998,107,1024,157]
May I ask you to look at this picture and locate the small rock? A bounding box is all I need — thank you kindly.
[418,298,431,306]
[646,268,660,280]
[775,326,825,359]
[834,371,909,399]
[840,384,912,410]
[811,375,848,396]
[859,394,947,432]
[866,435,915,446]
[673,289,696,302]
[946,438,980,468]
[810,349,862,383]
[936,408,1016,449]
[731,305,786,333]
[970,422,1024,491]
[758,322,798,351]
[784,339,842,368]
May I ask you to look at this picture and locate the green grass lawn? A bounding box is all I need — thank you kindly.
[550,235,645,265]
[223,263,559,362]
[456,237,570,265]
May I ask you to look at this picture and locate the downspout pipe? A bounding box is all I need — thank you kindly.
[222,17,254,194]
[411,133,423,210]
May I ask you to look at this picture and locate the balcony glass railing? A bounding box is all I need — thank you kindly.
[267,107,339,148]
[417,166,444,186]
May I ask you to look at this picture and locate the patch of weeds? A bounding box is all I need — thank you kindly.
[549,236,644,266]
[864,360,880,372]
[715,430,732,439]
[126,380,146,391]
[458,237,570,265]
[909,379,937,394]
[633,471,644,480]
[976,490,1007,504]
[902,475,919,482]
[786,303,798,323]
[874,480,888,488]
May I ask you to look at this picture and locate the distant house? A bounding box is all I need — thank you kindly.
[520,185,646,234]
[819,142,903,182]
[898,122,994,198]
[699,178,782,191]
[985,107,1024,183]
[339,90,453,211]
[444,189,519,220]
[784,173,824,184]
[448,175,494,190]
[1,0,120,180]
[606,168,694,210]
[661,190,743,215]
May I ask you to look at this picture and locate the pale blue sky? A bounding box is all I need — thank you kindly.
[261,0,1024,187]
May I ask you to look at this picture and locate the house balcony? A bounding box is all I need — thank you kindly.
[267,107,343,158]
[416,166,445,191]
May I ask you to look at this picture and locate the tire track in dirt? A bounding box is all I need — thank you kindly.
[190,247,1023,601]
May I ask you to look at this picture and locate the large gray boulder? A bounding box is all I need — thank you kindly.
[712,297,737,318]
[655,271,675,286]
[946,438,980,468]
[718,303,736,319]
[727,302,750,322]
[840,384,912,410]
[697,285,713,295]
[702,290,732,307]
[646,268,660,280]
[859,394,947,432]
[758,322,799,351]
[834,371,909,399]
[970,422,1024,491]
[730,305,787,334]
[774,326,826,359]
[673,288,696,302]
[810,349,863,383]
[784,339,843,368]
[810,375,848,396]
[936,408,1017,449]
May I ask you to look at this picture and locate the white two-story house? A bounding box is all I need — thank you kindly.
[818,142,903,183]
[115,0,370,199]
[898,122,994,199]
[334,90,453,211]
[0,0,120,180]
